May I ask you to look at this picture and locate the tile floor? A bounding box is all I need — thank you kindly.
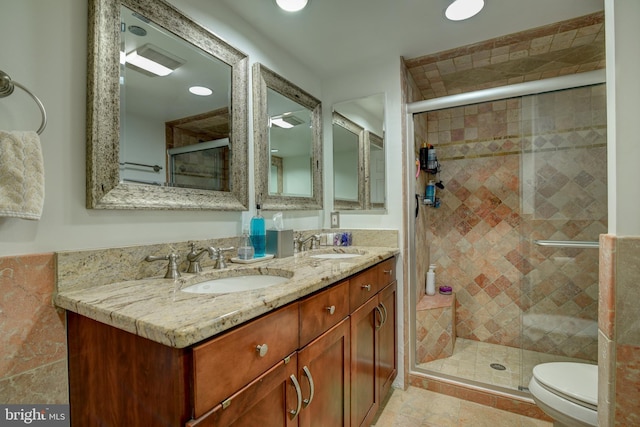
[417,338,590,391]
[372,386,551,427]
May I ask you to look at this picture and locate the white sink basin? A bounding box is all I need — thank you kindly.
[182,274,290,294]
[310,253,362,259]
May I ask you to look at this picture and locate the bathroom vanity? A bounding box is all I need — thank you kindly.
[56,247,397,426]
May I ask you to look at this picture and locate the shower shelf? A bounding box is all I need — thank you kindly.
[534,240,599,249]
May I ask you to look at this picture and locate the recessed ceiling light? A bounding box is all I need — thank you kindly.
[189,86,213,96]
[275,0,309,12]
[445,0,484,21]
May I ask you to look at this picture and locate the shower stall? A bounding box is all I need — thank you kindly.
[408,70,606,396]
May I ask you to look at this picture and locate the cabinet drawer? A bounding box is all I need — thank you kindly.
[377,257,396,288]
[299,280,349,347]
[187,353,298,427]
[349,267,378,312]
[192,303,299,418]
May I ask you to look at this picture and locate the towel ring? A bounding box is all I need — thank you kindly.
[0,69,47,135]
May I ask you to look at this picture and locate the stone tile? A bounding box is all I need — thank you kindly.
[0,359,68,404]
[0,253,66,379]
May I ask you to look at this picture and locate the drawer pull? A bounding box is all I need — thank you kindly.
[256,344,269,357]
[302,366,315,407]
[326,305,336,315]
[374,305,384,331]
[289,374,302,419]
[384,269,393,276]
[361,284,372,291]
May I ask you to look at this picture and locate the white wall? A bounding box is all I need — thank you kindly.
[0,0,328,257]
[323,57,406,387]
[605,0,640,236]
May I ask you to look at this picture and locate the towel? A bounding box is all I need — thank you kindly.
[0,130,44,220]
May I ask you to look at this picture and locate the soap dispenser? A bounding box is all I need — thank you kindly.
[237,231,254,260]
[250,197,266,257]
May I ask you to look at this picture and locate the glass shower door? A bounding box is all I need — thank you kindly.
[518,83,606,390]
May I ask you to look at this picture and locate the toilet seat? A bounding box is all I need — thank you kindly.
[529,362,598,427]
[532,362,597,410]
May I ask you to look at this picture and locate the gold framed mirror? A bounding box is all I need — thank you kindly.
[253,63,323,210]
[86,0,249,210]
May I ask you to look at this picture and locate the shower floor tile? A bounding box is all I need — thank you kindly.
[372,385,551,426]
[417,338,589,390]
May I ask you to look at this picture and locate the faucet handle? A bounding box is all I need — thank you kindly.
[145,253,181,279]
[211,247,235,269]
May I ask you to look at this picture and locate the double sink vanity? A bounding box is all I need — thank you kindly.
[75,0,397,423]
[55,244,398,426]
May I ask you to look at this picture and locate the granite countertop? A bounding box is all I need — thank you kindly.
[54,246,399,348]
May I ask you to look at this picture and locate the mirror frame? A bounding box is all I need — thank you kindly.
[253,63,323,210]
[332,111,365,210]
[364,130,385,209]
[86,0,249,210]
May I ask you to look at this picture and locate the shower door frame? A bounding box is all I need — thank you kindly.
[405,69,606,397]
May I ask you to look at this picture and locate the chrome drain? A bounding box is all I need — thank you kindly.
[490,363,506,371]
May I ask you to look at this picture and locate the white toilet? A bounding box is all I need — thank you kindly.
[528,362,598,427]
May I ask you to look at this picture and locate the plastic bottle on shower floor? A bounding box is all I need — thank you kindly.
[426,264,436,295]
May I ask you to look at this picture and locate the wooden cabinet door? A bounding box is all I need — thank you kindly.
[187,354,300,427]
[377,282,397,400]
[350,296,380,427]
[298,318,350,427]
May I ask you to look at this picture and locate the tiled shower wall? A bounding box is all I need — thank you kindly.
[415,84,606,359]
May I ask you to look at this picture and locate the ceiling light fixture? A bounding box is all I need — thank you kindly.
[445,0,484,21]
[124,44,185,77]
[189,86,213,96]
[126,51,174,76]
[270,117,295,129]
[275,0,309,12]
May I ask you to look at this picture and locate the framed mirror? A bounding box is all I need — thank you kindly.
[332,112,364,210]
[253,64,323,210]
[86,0,249,210]
[365,131,385,209]
[332,93,386,210]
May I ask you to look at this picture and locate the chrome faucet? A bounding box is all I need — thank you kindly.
[294,233,321,253]
[145,253,181,279]
[186,244,235,271]
[186,243,210,273]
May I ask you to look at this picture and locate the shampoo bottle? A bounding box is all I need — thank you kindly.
[425,181,435,205]
[250,198,266,257]
[426,264,436,295]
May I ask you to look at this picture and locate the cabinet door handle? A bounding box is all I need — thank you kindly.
[361,284,372,291]
[374,305,384,331]
[326,305,336,315]
[379,302,388,326]
[289,374,302,419]
[256,344,268,357]
[384,269,393,276]
[302,366,315,407]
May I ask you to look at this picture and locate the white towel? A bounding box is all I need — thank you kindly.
[0,130,45,220]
